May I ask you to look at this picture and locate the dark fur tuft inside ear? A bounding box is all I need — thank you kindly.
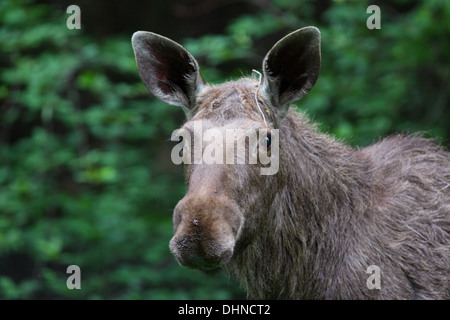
[262,27,321,112]
[132,31,205,113]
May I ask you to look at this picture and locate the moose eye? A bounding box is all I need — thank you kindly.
[265,134,271,149]
[176,136,184,157]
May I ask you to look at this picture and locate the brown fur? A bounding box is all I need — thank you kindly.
[131,29,450,299]
[175,78,450,299]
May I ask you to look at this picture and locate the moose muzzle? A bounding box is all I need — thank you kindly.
[169,193,243,270]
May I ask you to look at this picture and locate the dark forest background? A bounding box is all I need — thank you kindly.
[0,0,448,299]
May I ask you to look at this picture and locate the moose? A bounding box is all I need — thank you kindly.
[132,27,450,299]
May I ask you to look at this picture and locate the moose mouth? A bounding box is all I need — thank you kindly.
[169,234,235,271]
[175,248,233,271]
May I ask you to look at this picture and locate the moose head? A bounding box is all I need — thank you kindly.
[132,27,321,271]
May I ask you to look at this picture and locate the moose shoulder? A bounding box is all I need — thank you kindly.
[132,27,450,300]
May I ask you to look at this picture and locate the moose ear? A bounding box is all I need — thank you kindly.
[261,27,321,111]
[132,31,205,113]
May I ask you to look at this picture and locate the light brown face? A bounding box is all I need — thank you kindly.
[169,83,276,270]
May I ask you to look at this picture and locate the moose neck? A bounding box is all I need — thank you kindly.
[228,108,376,299]
[280,109,374,221]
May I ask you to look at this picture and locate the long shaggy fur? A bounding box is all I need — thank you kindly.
[132,28,450,299]
[202,79,450,299]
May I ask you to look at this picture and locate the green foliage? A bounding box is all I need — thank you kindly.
[0,0,448,299]
[0,0,243,299]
